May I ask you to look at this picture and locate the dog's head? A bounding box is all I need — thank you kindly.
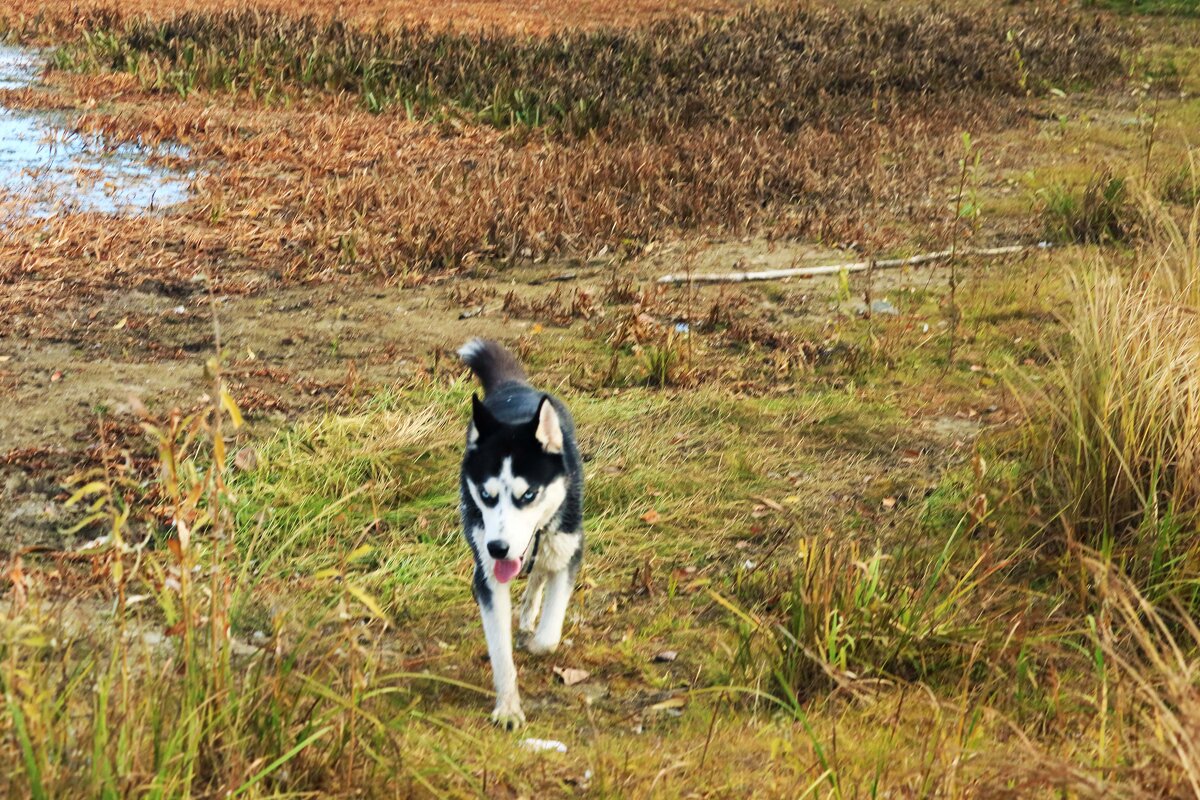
[463,394,568,584]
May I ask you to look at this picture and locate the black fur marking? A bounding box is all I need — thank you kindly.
[522,529,542,576]
[567,537,584,581]
[460,496,492,609]
[471,394,502,442]
[472,564,493,609]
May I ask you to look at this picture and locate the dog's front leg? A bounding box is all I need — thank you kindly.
[526,567,573,655]
[474,568,524,729]
[518,570,547,635]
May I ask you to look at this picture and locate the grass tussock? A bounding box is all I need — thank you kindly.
[727,527,1027,711]
[1163,152,1200,208]
[1038,199,1200,589]
[1038,169,1139,244]
[228,388,464,597]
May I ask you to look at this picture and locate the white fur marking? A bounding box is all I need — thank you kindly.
[527,569,572,655]
[535,401,564,454]
[457,338,485,361]
[535,531,582,573]
[468,458,567,567]
[469,524,487,556]
[477,579,524,728]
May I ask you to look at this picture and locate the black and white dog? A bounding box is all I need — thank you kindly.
[458,338,584,729]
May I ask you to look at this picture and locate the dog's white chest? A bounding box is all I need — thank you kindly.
[534,531,581,574]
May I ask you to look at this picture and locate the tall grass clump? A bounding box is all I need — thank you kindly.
[1162,151,1200,210]
[725,528,1019,710]
[227,386,464,593]
[1038,199,1200,592]
[1038,169,1138,244]
[1014,558,1200,797]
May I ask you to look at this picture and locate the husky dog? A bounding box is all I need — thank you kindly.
[458,338,584,729]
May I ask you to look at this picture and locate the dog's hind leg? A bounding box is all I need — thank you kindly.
[518,570,547,635]
[474,568,524,729]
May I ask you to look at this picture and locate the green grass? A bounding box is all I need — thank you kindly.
[45,5,1129,131]
[1085,0,1200,16]
[4,4,1200,795]
[1036,170,1137,244]
[5,238,1200,795]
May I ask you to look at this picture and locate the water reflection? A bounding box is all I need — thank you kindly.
[0,46,190,219]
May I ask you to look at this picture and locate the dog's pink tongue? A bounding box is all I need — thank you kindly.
[493,558,522,584]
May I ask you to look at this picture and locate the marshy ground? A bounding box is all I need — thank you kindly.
[0,1,1198,797]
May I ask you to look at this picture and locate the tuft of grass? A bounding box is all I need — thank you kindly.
[1163,155,1200,207]
[1033,198,1200,596]
[1015,557,1200,797]
[226,385,471,619]
[727,526,1022,711]
[637,333,684,388]
[1037,170,1138,244]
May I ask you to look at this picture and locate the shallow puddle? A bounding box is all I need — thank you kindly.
[0,46,190,219]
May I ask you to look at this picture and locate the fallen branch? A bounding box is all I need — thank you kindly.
[656,243,1048,285]
[527,272,578,286]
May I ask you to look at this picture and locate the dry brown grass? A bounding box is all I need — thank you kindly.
[3,0,745,36]
[0,2,1127,337]
[0,92,959,334]
[1037,199,1200,555]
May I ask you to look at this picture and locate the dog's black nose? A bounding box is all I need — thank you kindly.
[487,541,509,559]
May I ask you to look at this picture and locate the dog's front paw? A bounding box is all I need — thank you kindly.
[524,635,560,655]
[491,696,526,730]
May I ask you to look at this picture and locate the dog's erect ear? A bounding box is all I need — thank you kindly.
[470,394,500,445]
[533,395,564,454]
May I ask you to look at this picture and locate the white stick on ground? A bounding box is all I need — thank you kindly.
[655,243,1048,285]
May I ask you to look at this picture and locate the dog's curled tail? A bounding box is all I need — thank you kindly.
[458,338,528,394]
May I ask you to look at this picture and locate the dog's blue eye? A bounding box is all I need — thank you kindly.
[521,489,537,502]
[480,488,494,501]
